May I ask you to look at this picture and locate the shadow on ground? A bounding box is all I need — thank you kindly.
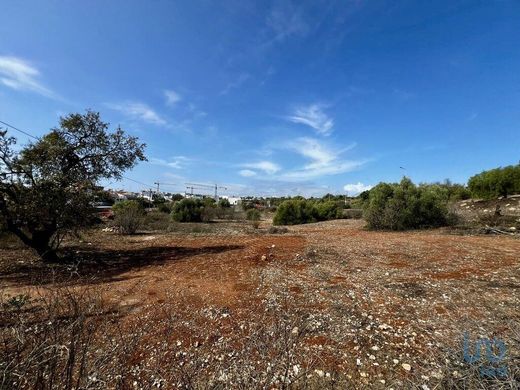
[0,244,244,287]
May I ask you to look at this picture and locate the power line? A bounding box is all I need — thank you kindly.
[0,117,156,190]
[122,176,154,188]
[0,119,39,140]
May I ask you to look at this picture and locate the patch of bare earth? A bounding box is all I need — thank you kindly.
[1,220,519,388]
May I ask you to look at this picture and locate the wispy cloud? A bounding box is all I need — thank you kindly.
[220,73,250,95]
[150,156,191,169]
[287,104,334,136]
[106,101,166,125]
[241,160,281,175]
[0,56,54,97]
[282,137,364,179]
[344,182,373,195]
[266,2,308,41]
[239,169,257,177]
[164,89,182,106]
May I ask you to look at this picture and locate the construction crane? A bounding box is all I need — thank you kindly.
[153,182,177,194]
[185,182,228,201]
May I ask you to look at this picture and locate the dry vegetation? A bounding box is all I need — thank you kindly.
[1,214,519,389]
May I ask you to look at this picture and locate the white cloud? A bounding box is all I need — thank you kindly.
[164,89,182,106]
[220,73,250,95]
[241,161,281,175]
[239,169,257,177]
[150,156,190,169]
[106,102,166,125]
[287,104,334,135]
[282,137,364,179]
[0,56,54,97]
[343,182,373,195]
[267,2,308,41]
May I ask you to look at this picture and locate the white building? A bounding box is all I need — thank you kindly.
[221,195,242,205]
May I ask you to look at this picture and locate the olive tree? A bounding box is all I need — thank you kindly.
[0,110,146,262]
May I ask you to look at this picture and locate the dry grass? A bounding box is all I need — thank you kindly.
[1,219,519,388]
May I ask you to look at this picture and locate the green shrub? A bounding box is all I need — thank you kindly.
[246,209,261,221]
[314,201,342,221]
[343,209,363,219]
[112,199,143,214]
[468,163,520,199]
[157,202,173,214]
[142,210,171,231]
[272,199,316,226]
[112,200,145,234]
[218,198,231,208]
[171,199,205,222]
[364,178,451,230]
[203,197,216,207]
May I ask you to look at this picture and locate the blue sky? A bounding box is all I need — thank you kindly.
[1,0,519,197]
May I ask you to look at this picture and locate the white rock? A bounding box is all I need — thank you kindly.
[402,363,411,371]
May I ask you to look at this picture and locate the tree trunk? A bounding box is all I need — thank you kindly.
[31,230,59,263]
[6,222,60,263]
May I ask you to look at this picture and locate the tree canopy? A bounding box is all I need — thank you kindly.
[0,110,146,262]
[468,163,520,199]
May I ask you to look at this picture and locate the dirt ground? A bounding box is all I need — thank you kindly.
[1,219,519,388]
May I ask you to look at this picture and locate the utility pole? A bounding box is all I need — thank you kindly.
[154,182,160,194]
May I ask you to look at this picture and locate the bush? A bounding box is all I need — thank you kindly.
[246,209,261,221]
[364,177,449,230]
[314,201,342,221]
[157,202,173,214]
[364,178,451,230]
[272,199,344,226]
[468,163,520,199]
[112,200,144,234]
[171,199,205,222]
[273,199,316,226]
[218,198,231,208]
[142,210,171,231]
[343,209,363,219]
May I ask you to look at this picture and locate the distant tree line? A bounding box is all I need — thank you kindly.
[468,163,520,199]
